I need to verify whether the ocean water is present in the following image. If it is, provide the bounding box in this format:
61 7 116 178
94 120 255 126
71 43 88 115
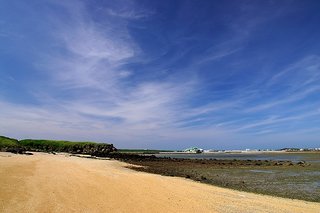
155 152 320 163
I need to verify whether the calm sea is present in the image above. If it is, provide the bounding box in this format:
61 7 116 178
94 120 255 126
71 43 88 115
155 152 320 163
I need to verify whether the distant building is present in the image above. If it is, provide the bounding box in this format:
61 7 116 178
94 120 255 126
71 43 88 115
183 147 203 153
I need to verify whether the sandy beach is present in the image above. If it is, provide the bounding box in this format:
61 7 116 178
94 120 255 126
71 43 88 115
0 152 319 213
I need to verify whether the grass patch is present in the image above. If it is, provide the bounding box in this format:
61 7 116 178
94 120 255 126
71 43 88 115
0 136 116 156
18 139 115 155
0 136 19 149
19 139 96 152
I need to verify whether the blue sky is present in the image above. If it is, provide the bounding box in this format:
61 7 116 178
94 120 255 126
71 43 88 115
1 0 320 149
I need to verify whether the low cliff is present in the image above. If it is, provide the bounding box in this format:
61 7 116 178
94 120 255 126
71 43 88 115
0 136 116 156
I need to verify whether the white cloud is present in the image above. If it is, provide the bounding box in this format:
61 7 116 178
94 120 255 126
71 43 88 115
267 55 320 89
1 0 320 149
0 0 211 146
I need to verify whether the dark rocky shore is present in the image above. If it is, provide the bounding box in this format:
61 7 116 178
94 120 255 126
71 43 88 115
108 153 319 203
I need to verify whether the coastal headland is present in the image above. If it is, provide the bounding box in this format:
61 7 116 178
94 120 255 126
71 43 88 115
0 152 319 213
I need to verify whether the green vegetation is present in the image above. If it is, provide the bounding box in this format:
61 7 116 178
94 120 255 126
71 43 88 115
20 139 97 152
0 136 116 156
0 136 19 149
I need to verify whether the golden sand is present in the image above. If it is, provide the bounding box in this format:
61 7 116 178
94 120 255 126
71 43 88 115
0 152 319 213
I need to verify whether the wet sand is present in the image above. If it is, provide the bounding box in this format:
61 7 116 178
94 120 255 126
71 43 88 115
0 152 319 213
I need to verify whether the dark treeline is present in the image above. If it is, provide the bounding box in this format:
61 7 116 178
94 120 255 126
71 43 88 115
0 135 116 156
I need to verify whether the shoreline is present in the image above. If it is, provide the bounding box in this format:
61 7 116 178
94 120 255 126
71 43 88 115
159 150 320 154
1 152 319 212
116 152 320 202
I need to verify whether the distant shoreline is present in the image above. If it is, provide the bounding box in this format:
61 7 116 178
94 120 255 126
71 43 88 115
159 150 320 154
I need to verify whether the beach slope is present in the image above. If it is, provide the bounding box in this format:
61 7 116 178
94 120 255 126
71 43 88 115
0 152 318 213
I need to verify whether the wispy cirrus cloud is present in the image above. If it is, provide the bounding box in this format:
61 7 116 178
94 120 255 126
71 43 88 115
1 0 320 149
0 0 201 146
